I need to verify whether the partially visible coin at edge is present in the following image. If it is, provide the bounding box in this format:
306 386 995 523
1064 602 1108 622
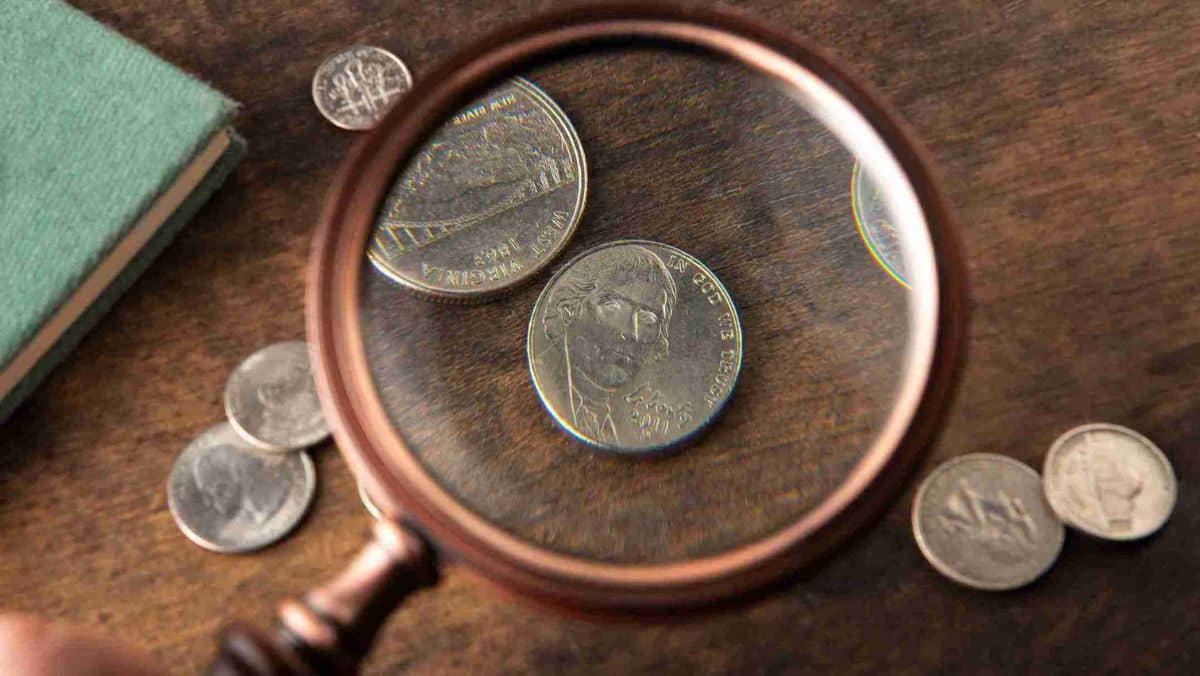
527 240 742 454
168 423 316 554
912 453 1065 591
1043 423 1177 540
225 341 329 452
367 77 587 301
358 480 383 520
312 45 413 130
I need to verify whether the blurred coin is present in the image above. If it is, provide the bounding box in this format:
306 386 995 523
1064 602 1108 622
313 45 413 130
368 77 586 301
1043 423 1176 540
358 479 382 520
225 341 329 452
851 160 909 287
912 453 1064 591
168 423 316 554
527 241 742 453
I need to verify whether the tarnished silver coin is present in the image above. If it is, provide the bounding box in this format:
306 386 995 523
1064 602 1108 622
167 423 316 554
913 454 1064 591
224 341 329 452
527 241 742 453
358 480 382 520
368 77 587 301
1043 423 1176 540
312 45 413 130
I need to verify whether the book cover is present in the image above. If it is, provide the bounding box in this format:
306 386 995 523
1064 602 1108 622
0 0 246 421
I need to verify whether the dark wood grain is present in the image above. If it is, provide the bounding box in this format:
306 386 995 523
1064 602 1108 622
2 1 1198 673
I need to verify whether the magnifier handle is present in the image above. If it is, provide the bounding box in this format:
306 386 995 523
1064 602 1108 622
207 520 438 676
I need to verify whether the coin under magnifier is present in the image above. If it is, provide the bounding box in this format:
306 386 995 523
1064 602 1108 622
312 45 413 131
224 341 329 452
368 77 586 301
527 240 742 454
1043 423 1176 540
167 423 316 554
912 453 1064 591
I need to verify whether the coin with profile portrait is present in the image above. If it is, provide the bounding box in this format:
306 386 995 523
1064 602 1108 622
527 241 742 454
167 423 316 554
1043 423 1176 540
224 341 329 452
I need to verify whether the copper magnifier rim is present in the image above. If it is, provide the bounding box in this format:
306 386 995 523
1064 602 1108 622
307 3 967 617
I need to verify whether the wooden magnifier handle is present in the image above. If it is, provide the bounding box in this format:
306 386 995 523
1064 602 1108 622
207 520 438 676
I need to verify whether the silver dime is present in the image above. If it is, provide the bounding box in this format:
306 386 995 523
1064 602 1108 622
312 45 413 131
527 241 742 454
368 77 587 301
167 423 316 554
912 453 1064 591
1043 423 1176 540
358 479 382 520
224 341 329 452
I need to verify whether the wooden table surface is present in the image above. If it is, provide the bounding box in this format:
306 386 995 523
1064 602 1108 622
3 1 1198 673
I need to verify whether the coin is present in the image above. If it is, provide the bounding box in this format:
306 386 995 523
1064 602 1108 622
368 77 587 301
912 454 1064 591
224 341 329 452
1043 423 1176 540
358 480 382 520
851 160 908 287
527 241 742 453
312 45 413 130
167 423 316 553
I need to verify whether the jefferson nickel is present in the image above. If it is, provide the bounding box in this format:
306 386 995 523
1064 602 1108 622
312 45 413 130
1043 423 1176 540
913 454 1064 591
224 341 329 452
527 241 742 454
168 423 316 554
368 77 587 301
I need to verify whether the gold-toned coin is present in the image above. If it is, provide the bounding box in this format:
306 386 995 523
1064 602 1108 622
368 77 586 301
527 241 742 454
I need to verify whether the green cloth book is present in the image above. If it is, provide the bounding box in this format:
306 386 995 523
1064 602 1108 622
0 0 245 421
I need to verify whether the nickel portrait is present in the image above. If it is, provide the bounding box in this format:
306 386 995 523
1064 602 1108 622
167 423 316 553
368 77 586 300
528 241 742 454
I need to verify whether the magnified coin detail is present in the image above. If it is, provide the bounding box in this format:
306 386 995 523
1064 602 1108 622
368 77 586 301
527 241 742 454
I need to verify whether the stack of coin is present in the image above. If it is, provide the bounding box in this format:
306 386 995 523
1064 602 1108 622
912 423 1177 590
168 342 328 553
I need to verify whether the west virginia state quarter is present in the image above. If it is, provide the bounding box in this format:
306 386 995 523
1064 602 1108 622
368 77 586 301
913 454 1064 591
1043 423 1176 540
528 241 742 453
313 45 413 130
168 423 316 554
225 341 329 451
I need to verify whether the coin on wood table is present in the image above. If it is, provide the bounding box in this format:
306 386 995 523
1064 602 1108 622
527 241 742 454
313 45 413 130
368 77 587 301
168 423 316 554
1043 423 1177 540
225 341 329 452
912 453 1065 591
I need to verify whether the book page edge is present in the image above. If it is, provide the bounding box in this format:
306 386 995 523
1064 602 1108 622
0 129 234 399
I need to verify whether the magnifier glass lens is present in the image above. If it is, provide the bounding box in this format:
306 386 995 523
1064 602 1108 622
357 45 930 565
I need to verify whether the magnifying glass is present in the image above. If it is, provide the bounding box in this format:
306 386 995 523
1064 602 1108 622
210 5 966 674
